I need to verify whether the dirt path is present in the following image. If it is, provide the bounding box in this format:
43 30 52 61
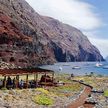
67 82 93 108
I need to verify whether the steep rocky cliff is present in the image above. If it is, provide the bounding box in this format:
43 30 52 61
0 0 104 67
105 56 108 61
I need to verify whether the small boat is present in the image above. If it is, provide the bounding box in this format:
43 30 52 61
62 64 70 66
95 62 103 67
59 66 62 71
72 66 81 69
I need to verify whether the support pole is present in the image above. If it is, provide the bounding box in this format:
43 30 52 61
45 73 47 87
16 75 19 88
34 74 36 81
36 73 38 87
4 76 6 88
52 72 54 83
26 74 28 88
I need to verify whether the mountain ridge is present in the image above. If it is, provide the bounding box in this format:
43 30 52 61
0 0 104 67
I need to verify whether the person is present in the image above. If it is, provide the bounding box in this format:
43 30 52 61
6 76 12 89
12 77 16 89
71 73 74 77
0 80 3 88
19 79 24 89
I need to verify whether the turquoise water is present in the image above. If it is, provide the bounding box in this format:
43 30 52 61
40 62 108 76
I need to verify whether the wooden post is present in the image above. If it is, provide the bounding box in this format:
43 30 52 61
4 76 6 88
34 74 37 87
34 74 36 81
36 73 38 87
26 74 28 88
45 73 47 87
52 72 54 83
16 75 19 88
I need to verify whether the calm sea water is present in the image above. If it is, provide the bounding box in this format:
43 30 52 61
40 62 108 76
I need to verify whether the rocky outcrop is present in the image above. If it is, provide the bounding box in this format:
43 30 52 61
105 56 108 61
0 59 17 69
0 0 104 67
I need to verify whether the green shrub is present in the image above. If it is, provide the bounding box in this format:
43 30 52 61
104 90 108 97
33 94 53 105
1 87 7 91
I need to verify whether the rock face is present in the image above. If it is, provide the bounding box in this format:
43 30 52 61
0 0 104 67
0 59 17 69
105 56 108 61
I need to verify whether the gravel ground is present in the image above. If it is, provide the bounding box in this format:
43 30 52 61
0 88 83 108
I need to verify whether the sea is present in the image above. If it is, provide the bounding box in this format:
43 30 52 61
40 62 108 76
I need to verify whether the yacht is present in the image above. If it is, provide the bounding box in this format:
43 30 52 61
62 63 70 66
72 66 81 69
59 66 62 71
95 62 103 67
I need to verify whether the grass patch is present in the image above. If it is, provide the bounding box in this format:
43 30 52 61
49 82 83 97
33 94 53 105
1 87 7 91
104 90 108 97
56 83 82 92
55 73 71 83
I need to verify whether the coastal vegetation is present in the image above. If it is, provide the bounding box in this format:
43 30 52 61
0 77 84 107
104 90 108 97
33 94 53 105
0 72 107 107
73 75 108 89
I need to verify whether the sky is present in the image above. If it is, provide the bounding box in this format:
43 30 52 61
25 0 108 58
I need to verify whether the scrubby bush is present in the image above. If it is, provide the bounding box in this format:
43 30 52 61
104 90 108 97
1 87 7 91
33 94 53 105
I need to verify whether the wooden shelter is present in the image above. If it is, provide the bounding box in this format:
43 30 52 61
0 68 54 89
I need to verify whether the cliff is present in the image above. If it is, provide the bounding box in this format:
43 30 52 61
0 0 104 67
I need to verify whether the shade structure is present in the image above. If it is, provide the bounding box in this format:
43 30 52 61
0 68 54 76
0 68 55 88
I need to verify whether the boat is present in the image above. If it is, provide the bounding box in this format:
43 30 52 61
95 62 103 67
72 66 81 69
62 64 70 66
59 66 62 71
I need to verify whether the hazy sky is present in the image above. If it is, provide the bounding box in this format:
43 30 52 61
25 0 108 57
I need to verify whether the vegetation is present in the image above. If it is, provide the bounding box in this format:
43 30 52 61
104 90 108 97
73 76 108 90
1 87 7 91
56 83 82 92
33 94 53 105
55 73 72 83
49 82 83 97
